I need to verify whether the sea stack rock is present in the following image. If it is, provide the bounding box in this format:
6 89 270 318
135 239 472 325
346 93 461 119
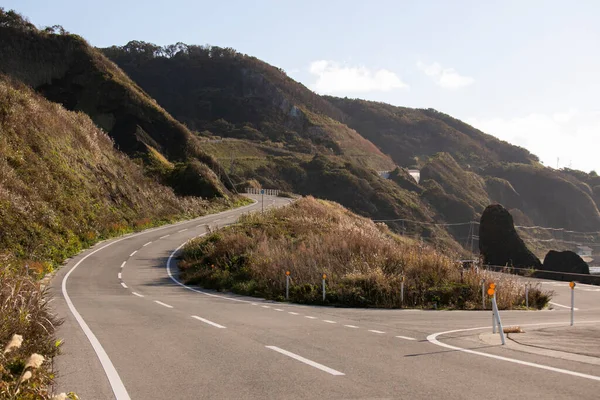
542 250 590 275
479 204 542 268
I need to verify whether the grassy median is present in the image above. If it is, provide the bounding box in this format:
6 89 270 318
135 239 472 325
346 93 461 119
180 197 551 309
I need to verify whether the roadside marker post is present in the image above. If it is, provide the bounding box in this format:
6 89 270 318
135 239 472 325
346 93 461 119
488 283 506 345
481 279 486 309
261 189 265 213
525 284 529 309
285 271 290 300
489 286 497 333
570 281 576 326
322 274 327 302
401 275 405 307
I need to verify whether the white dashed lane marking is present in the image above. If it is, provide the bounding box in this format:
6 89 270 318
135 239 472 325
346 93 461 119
118 272 122 279
159 235 170 239
262 305 271 309
129 251 137 257
344 325 359 329
143 242 152 247
120 261 126 268
396 335 417 341
266 346 344 376
178 229 188 233
368 330 385 334
132 292 144 298
120 282 128 289
288 312 300 315
274 308 284 312
305 316 317 319
323 320 337 324
191 315 226 329
154 301 173 309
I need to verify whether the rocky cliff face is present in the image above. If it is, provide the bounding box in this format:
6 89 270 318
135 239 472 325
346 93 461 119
479 204 542 268
542 251 590 275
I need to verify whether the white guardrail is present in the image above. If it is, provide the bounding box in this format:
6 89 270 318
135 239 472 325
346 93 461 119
246 188 280 196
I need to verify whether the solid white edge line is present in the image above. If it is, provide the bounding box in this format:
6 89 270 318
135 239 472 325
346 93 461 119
550 301 579 310
59 198 259 400
120 282 128 289
132 292 144 298
120 261 126 269
62 249 132 399
154 300 173 309
427 321 600 382
265 346 344 376
344 325 359 328
143 241 152 247
396 335 417 341
368 330 385 334
129 251 137 257
191 315 226 329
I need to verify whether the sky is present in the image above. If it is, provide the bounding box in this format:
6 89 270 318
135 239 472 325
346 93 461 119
6 0 600 172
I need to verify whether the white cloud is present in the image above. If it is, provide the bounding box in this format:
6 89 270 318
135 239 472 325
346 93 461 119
417 61 474 89
466 109 600 173
308 60 408 94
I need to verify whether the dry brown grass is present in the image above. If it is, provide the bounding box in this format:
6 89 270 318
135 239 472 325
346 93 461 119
0 260 63 399
503 326 524 334
180 197 551 309
0 75 246 267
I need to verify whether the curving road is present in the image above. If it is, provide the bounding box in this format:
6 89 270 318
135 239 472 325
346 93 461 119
51 195 600 399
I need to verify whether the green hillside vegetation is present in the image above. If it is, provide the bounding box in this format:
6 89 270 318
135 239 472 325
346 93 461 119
484 163 600 232
0 10 229 199
180 197 550 309
420 153 490 214
101 41 394 171
325 96 537 168
561 168 600 209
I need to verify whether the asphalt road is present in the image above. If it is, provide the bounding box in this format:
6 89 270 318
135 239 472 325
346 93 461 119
50 195 600 399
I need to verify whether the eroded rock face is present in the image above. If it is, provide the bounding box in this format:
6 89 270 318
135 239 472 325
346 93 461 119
479 204 542 268
542 250 590 275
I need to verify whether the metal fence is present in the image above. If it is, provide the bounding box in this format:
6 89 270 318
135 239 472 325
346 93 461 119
483 264 600 286
246 188 280 196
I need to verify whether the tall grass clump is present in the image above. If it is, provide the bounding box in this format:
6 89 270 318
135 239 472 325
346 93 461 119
180 197 551 309
0 260 76 399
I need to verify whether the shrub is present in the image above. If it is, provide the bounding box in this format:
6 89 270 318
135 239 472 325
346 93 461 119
180 197 552 309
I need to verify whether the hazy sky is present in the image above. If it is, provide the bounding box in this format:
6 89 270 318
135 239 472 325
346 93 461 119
7 0 600 172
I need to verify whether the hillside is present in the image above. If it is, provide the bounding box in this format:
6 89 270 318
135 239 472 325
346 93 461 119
101 41 394 171
325 97 537 169
98 40 600 256
484 163 600 232
0 11 229 198
0 75 241 268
